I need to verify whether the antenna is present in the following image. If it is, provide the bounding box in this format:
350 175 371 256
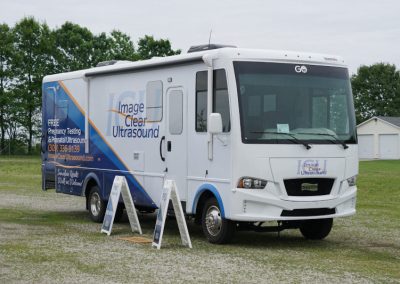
208 29 212 47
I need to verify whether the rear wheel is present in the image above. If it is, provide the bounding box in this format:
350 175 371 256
88 186 106 223
300 218 333 240
201 197 235 244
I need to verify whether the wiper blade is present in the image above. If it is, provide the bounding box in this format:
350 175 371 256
251 131 311 150
296 132 349 149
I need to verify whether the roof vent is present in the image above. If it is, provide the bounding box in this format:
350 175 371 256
187 44 236 53
96 60 132 67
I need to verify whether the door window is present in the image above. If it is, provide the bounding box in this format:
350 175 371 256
195 69 230 132
169 90 183 135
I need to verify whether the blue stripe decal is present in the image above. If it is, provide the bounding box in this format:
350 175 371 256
192 183 225 218
43 81 156 208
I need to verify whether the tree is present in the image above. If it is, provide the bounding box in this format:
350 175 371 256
12 17 54 154
0 18 183 154
0 23 14 153
4 88 25 154
53 22 95 72
137 35 181 60
351 63 400 123
92 30 139 64
107 30 138 61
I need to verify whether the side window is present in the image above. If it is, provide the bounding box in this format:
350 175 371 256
196 71 208 132
169 90 183 135
146 81 163 122
56 100 68 121
195 69 230 132
45 89 55 116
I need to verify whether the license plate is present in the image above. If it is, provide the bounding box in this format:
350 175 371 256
301 183 318 192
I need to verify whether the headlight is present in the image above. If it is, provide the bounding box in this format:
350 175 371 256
347 175 357 187
238 177 267 189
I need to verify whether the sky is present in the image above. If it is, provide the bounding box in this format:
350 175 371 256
1 0 399 74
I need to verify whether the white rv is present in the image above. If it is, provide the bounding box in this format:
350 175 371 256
41 45 358 243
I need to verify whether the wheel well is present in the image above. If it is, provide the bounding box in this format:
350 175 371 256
194 190 215 225
85 178 98 210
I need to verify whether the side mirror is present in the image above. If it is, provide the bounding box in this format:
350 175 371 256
208 113 223 134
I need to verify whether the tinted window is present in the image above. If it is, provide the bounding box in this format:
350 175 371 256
234 62 357 144
195 69 230 132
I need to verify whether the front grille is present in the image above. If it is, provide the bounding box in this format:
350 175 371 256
281 208 336 217
284 178 334 196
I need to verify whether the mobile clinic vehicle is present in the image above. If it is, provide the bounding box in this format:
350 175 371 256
41 44 358 244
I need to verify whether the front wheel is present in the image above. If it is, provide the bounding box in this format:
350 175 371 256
300 218 333 240
201 197 236 244
88 186 106 223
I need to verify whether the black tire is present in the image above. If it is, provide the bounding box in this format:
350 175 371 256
88 186 106 223
201 197 236 244
300 218 333 240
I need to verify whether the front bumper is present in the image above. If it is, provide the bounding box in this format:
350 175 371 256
228 186 357 222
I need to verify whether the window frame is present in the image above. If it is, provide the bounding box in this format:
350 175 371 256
146 80 163 123
168 89 184 135
195 69 231 133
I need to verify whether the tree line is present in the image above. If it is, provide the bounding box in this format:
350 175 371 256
0 17 180 154
1 17 399 155
351 63 400 123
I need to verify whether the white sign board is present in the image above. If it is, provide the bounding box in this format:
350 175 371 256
101 176 142 236
152 180 192 249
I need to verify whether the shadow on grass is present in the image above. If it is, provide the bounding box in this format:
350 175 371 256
115 211 334 250
6 208 397 255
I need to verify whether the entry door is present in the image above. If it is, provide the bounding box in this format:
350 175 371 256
165 87 187 200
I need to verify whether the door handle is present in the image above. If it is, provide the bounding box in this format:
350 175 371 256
159 136 165 161
167 141 172 152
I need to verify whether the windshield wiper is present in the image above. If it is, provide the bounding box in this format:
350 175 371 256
251 131 311 150
296 132 348 149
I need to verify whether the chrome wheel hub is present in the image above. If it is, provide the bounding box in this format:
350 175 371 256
205 205 222 236
90 192 101 217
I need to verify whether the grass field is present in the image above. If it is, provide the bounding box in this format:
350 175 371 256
0 156 399 283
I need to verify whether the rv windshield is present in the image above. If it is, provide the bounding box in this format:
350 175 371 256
233 62 357 145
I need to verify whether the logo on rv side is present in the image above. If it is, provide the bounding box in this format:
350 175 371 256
106 90 160 139
295 65 308 73
297 159 327 175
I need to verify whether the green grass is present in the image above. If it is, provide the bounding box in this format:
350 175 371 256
0 156 41 195
0 156 399 283
357 160 400 219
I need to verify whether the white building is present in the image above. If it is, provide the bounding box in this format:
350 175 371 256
357 116 400 159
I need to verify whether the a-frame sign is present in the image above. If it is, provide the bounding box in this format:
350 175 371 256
101 176 142 236
152 180 192 249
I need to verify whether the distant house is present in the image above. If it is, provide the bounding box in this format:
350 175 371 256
357 116 400 159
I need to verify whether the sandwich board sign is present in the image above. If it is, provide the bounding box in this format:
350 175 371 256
101 176 142 236
152 179 192 249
